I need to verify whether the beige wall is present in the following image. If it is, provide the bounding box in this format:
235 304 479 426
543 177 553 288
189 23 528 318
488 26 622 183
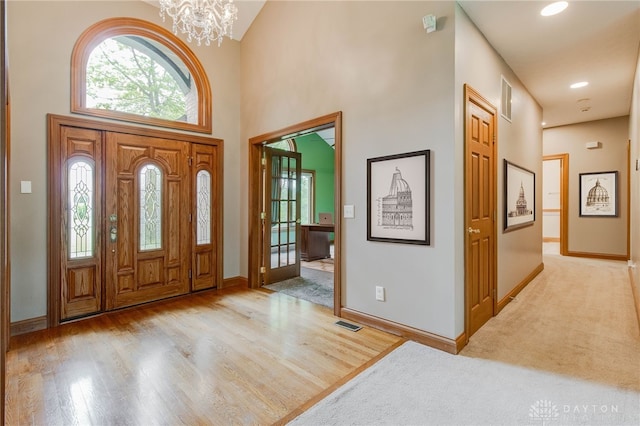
242 0 459 338
241 2 543 339
543 116 629 257
455 5 543 305
7 1 242 322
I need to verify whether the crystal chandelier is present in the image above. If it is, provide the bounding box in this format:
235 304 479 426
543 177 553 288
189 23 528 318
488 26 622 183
159 0 238 47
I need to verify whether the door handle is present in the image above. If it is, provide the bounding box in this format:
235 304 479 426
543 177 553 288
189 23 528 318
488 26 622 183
467 227 480 234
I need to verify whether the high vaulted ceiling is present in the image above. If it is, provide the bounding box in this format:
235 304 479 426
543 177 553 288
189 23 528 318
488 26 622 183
168 1 640 130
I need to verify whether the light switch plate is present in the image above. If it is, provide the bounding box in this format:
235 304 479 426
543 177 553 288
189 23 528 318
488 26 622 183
20 181 32 194
343 205 355 219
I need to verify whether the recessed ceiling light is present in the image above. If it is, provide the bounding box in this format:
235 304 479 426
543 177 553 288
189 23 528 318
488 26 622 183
570 81 589 89
541 1 569 17
541 122 546 126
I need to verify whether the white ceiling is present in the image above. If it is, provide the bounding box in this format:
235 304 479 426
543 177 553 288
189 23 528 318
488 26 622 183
164 1 640 130
457 1 640 128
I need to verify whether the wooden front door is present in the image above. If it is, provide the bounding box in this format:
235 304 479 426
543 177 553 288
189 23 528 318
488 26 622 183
50 115 223 324
105 132 190 310
262 146 301 284
464 85 497 337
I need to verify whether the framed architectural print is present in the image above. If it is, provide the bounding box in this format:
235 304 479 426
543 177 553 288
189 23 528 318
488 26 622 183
504 160 535 231
579 171 618 217
367 150 430 245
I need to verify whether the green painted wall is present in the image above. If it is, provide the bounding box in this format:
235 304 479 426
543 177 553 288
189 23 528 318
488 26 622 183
296 133 335 223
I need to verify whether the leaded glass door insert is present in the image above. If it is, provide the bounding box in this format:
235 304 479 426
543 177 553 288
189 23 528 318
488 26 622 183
139 164 163 251
262 146 301 284
68 160 95 259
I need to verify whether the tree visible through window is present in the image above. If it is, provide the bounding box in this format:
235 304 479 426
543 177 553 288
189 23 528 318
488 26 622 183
72 18 212 133
87 36 194 122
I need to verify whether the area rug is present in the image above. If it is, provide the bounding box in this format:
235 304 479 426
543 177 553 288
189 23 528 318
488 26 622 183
264 267 333 308
290 341 640 425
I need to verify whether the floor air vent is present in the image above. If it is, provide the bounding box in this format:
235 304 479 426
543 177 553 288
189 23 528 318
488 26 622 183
335 320 362 332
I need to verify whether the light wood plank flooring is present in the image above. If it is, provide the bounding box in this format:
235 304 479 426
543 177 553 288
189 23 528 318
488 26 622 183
6 287 403 425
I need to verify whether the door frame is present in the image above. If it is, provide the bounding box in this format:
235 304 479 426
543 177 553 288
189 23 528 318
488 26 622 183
1 1 8 422
47 114 223 326
463 85 497 340
542 154 568 255
248 112 342 316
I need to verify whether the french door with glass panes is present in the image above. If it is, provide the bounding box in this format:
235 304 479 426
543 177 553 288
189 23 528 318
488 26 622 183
51 117 221 322
262 147 301 284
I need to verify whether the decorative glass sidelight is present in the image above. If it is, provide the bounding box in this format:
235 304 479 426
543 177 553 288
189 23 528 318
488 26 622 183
139 164 162 251
196 170 211 245
68 160 94 259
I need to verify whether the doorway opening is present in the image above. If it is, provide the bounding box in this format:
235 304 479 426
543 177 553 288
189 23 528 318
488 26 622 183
248 112 342 316
542 154 568 256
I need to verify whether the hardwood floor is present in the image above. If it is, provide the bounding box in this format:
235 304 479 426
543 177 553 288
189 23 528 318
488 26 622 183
6 287 403 425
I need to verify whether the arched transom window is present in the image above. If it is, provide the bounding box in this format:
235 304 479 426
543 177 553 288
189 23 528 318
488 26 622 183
71 18 212 133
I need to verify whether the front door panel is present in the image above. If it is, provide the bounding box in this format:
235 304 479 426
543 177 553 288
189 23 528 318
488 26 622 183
105 132 190 310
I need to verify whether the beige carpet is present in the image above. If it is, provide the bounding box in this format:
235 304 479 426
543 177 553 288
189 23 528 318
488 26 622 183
461 254 640 392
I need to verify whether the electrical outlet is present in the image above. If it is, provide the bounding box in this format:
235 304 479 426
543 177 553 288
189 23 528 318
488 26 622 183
375 286 385 302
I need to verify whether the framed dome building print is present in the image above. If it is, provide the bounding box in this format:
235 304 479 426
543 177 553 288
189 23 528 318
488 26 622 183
579 171 618 217
367 150 430 245
504 160 535 231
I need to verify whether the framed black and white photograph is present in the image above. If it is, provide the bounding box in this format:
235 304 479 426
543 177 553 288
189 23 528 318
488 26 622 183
579 171 618 217
504 160 535 231
367 150 429 245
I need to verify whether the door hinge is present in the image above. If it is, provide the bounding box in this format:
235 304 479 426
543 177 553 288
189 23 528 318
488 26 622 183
189 269 193 279
260 266 266 274
260 211 266 220
261 158 266 166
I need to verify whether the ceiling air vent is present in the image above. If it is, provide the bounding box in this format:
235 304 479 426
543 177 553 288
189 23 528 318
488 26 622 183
501 76 512 122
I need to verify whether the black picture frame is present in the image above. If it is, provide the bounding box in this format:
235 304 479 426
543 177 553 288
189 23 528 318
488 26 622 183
579 171 618 217
367 150 430 245
504 160 535 231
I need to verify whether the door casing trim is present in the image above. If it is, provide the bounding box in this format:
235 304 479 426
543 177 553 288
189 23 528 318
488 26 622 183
543 154 568 255
248 112 342 316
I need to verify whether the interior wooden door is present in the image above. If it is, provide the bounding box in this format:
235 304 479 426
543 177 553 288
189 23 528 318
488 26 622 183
263 146 301 284
464 85 497 338
105 132 190 310
191 143 218 291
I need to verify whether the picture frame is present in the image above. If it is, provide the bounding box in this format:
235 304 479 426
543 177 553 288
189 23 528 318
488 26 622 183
504 160 535 231
367 150 430 245
579 171 618 217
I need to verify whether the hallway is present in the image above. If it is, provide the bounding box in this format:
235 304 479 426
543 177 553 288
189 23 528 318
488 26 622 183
461 253 640 391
